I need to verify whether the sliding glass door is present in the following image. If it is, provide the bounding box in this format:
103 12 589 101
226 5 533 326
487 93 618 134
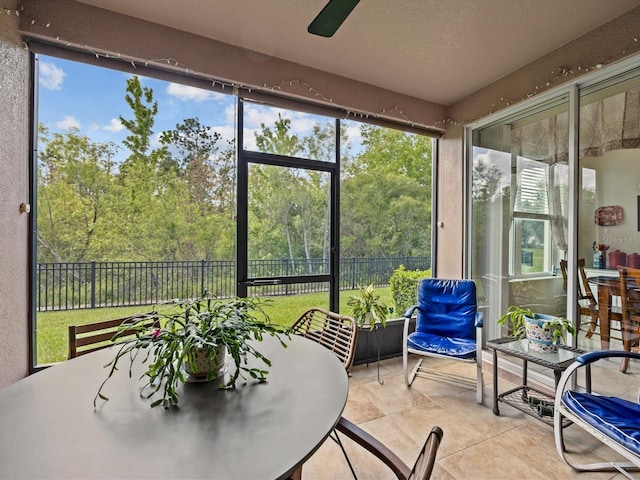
471 97 570 342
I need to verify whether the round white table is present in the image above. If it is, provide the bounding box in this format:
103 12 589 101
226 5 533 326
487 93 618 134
0 335 348 479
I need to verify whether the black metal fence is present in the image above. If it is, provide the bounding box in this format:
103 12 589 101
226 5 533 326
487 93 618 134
36 256 430 311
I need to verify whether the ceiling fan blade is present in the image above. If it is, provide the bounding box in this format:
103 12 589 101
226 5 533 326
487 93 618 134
308 0 360 37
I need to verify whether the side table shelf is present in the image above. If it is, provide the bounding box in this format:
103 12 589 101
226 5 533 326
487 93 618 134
487 336 590 427
497 385 565 427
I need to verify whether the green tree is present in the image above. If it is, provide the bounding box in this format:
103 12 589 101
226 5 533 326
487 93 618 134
341 125 432 257
160 117 236 214
251 116 333 268
37 126 120 262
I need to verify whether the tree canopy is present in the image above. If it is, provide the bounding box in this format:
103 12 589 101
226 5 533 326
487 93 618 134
37 76 432 264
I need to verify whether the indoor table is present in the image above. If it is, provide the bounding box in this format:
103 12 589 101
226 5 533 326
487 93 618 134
587 274 632 350
0 335 348 479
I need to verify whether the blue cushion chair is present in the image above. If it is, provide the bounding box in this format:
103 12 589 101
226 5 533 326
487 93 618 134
402 278 483 404
554 350 640 476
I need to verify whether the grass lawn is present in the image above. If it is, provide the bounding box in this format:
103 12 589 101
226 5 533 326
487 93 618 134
37 287 394 365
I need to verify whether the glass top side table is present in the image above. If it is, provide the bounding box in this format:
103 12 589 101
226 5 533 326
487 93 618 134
486 336 591 426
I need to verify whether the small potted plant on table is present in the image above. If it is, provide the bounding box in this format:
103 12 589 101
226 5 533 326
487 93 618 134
95 293 290 408
498 305 575 353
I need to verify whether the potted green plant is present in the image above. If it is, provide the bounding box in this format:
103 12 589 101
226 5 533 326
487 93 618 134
498 305 575 353
497 305 533 339
347 284 389 330
94 294 290 408
348 284 392 377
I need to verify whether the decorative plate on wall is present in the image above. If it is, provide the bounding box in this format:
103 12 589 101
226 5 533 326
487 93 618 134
595 205 623 226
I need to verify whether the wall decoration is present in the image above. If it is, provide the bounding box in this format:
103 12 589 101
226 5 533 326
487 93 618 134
595 205 623 226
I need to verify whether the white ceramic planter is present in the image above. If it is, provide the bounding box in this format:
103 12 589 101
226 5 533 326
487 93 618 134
184 346 226 379
525 313 558 353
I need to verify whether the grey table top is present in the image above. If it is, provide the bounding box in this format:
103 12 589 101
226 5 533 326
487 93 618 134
0 335 348 479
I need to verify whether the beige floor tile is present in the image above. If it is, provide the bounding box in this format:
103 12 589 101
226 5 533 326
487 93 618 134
303 354 639 480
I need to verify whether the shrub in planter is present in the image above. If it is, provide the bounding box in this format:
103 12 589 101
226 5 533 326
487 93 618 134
389 265 431 315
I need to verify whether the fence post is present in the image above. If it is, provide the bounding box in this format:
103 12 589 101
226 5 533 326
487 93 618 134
285 258 290 295
90 261 96 309
201 260 206 295
351 257 356 290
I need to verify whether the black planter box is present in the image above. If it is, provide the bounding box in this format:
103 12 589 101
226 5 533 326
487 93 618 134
353 317 416 366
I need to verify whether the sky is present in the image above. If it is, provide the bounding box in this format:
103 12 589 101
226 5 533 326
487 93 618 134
37 54 362 165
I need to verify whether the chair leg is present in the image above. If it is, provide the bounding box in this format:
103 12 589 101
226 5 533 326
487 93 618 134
585 312 598 339
331 430 358 480
476 361 483 404
403 341 409 385
406 359 422 386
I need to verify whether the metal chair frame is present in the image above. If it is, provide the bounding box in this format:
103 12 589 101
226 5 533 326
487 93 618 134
335 416 443 480
554 350 640 478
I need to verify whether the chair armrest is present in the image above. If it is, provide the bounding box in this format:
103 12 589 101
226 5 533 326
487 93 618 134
336 417 411 480
574 350 640 366
404 305 418 319
555 350 640 410
474 312 483 328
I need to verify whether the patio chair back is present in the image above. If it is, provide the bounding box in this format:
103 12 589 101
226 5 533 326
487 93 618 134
68 312 159 359
291 308 358 372
415 278 477 341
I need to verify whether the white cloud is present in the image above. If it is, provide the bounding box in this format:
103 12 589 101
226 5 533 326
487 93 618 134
103 118 124 132
346 124 361 143
55 115 80 130
39 62 66 91
150 132 164 150
243 127 259 151
166 83 224 102
213 125 235 146
243 104 282 129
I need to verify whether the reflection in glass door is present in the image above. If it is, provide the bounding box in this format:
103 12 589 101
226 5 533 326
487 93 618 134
578 75 640 352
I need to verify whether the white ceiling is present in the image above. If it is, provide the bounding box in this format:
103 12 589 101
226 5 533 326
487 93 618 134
77 0 640 106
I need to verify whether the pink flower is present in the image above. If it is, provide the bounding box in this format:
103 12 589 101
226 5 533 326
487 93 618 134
152 328 161 338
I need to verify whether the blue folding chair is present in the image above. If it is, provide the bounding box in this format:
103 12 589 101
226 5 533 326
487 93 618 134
402 278 483 404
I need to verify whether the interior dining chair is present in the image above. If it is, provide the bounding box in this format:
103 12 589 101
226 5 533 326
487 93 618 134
403 278 483 404
334 416 443 480
68 311 159 359
290 307 358 372
559 259 622 338
617 266 640 373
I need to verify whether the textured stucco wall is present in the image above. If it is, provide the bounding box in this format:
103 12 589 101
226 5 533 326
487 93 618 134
436 6 640 278
0 0 30 388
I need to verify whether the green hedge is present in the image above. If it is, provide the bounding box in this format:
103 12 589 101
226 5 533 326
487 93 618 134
389 265 431 316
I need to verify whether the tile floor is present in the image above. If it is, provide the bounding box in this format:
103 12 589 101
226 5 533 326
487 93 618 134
301 350 640 480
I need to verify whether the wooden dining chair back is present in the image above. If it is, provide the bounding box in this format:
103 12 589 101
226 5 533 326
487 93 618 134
290 308 358 372
68 312 159 359
617 266 640 372
559 259 621 338
335 416 443 480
